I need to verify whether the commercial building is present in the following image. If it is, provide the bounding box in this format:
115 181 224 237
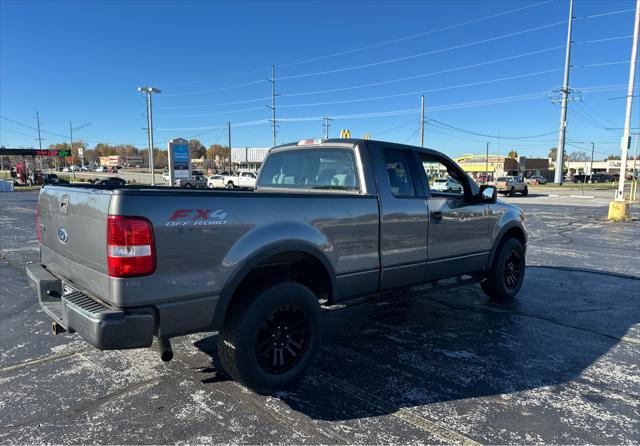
231 147 269 171
453 154 550 181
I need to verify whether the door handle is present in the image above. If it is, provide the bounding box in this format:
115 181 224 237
431 211 443 221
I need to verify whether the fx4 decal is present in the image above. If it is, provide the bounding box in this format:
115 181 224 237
166 209 228 226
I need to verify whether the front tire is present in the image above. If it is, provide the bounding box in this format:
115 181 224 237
218 282 323 394
481 237 525 301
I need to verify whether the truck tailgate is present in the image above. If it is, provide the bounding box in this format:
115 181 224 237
38 186 112 299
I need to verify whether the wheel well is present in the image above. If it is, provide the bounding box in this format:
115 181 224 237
229 251 332 309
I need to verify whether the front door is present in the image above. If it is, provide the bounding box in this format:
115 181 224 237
415 153 493 281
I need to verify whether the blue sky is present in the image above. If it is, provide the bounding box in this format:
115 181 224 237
1 0 638 159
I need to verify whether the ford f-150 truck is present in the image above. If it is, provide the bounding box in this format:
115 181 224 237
27 138 527 394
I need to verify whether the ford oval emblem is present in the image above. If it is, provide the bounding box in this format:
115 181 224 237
57 228 69 244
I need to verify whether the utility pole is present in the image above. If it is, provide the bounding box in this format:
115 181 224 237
36 111 44 170
138 86 161 185
228 121 232 173
420 95 425 148
614 0 639 202
267 65 278 147
322 117 333 139
554 0 575 185
590 142 595 181
485 142 489 183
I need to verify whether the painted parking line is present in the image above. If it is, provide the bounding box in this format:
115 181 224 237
312 368 481 445
569 195 595 199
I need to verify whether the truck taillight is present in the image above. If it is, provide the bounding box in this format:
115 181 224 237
107 215 156 277
36 208 41 241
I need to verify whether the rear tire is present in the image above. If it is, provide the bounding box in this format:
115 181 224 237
481 237 525 301
522 187 528 196
218 282 323 394
184 183 192 188
226 182 234 189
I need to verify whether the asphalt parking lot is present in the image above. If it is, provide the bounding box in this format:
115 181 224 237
1 190 639 444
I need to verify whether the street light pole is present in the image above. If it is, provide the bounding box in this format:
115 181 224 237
615 0 639 201
70 122 91 168
138 86 161 185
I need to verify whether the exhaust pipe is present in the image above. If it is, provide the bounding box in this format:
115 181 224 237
154 337 173 362
52 321 66 335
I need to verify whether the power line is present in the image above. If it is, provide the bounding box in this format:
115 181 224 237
278 0 556 69
277 20 569 81
164 0 555 92
277 68 562 109
428 119 557 140
1 127 47 141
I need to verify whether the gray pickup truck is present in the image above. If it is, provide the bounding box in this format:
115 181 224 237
27 138 527 394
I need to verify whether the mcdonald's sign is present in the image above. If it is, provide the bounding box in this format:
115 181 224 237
340 129 351 138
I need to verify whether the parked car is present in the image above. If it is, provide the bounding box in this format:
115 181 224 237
207 174 225 189
93 177 127 187
572 174 590 184
162 170 170 182
491 176 528 196
430 177 462 193
224 170 257 189
94 166 107 173
175 175 207 188
28 138 527 394
40 173 69 185
529 175 547 185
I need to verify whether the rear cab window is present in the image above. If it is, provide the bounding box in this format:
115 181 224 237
257 147 360 192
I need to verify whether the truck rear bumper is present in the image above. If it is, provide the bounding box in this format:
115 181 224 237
27 263 154 350
27 263 220 350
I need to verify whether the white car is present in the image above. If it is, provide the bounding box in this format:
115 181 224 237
162 171 170 182
224 170 257 189
94 166 107 173
430 177 462 193
207 174 225 189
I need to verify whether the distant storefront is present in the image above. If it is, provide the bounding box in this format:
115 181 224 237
99 155 144 167
453 154 549 180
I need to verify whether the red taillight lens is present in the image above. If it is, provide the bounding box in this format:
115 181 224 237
36 208 41 241
107 215 155 277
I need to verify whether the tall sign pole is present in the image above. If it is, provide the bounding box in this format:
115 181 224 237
554 0 575 185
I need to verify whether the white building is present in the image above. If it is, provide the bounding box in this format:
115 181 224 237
231 147 269 171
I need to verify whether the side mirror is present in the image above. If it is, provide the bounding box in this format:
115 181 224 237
479 185 497 203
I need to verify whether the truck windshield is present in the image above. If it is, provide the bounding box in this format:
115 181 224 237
257 148 359 191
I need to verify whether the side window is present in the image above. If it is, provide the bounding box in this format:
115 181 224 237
419 155 466 196
383 149 416 197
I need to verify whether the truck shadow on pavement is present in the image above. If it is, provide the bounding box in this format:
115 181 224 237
195 267 639 429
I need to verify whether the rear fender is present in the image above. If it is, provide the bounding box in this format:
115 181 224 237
213 223 335 328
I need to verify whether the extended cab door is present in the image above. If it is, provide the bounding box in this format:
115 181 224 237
413 152 493 281
372 144 429 290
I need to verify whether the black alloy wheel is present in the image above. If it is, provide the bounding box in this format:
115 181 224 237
255 304 310 374
503 249 524 290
